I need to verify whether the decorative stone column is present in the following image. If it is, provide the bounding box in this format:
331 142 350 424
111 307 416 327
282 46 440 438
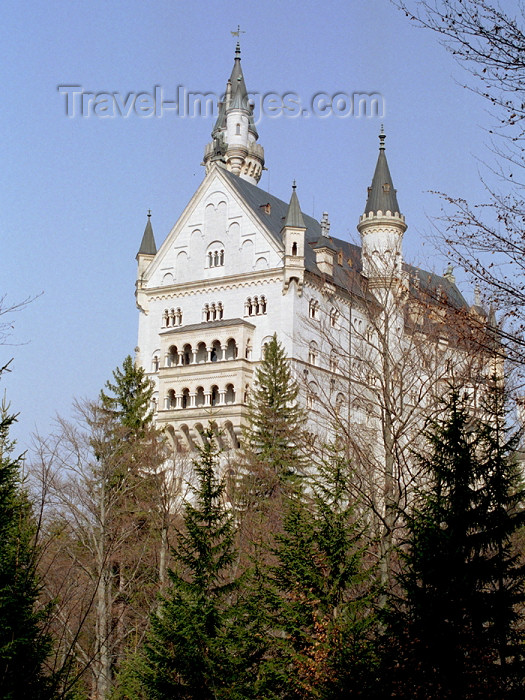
204 392 212 407
220 344 227 361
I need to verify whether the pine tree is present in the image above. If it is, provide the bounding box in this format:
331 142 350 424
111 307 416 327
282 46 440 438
141 428 261 699
265 448 379 699
243 333 306 483
240 334 308 552
100 355 153 434
477 381 525 693
0 396 53 699
384 386 525 698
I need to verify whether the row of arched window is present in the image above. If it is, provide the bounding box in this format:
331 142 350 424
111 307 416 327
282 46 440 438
244 295 267 316
165 339 239 367
165 383 237 409
308 341 340 372
309 299 340 328
208 249 224 268
162 308 183 328
203 302 224 322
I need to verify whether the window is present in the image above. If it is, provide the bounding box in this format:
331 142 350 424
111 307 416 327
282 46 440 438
329 308 339 328
203 302 224 322
308 341 318 366
235 123 241 135
337 250 343 265
163 307 183 327
329 349 338 372
292 242 298 256
245 295 267 316
208 248 225 268
309 299 319 319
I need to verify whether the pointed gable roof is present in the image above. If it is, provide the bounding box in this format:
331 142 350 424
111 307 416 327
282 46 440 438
138 212 157 255
364 128 401 216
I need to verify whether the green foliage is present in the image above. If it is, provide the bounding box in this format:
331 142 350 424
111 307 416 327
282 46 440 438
243 333 307 484
141 428 261 699
0 396 53 699
263 448 379 698
100 355 154 433
384 385 525 698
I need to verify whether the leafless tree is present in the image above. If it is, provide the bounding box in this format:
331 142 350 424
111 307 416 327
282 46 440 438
29 400 188 699
393 0 525 370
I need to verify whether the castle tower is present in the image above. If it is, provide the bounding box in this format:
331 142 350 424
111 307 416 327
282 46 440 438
202 43 265 185
357 128 407 288
281 182 306 295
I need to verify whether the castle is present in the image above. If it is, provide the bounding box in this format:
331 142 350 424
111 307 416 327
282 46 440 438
135 45 493 456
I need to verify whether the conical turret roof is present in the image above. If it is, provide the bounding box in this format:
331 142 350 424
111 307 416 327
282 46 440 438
364 128 401 216
138 212 157 256
283 182 306 229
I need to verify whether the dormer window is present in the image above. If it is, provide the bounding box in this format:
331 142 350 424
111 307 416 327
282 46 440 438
383 183 390 193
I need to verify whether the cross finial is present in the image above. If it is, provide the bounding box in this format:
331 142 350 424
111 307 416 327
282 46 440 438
147 209 151 218
292 179 297 190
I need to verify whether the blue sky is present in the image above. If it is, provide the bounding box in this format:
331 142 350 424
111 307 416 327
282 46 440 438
2 0 496 446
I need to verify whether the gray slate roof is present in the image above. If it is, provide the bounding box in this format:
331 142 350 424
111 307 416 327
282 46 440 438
138 216 157 255
160 318 255 335
284 187 306 229
222 169 468 310
364 134 401 216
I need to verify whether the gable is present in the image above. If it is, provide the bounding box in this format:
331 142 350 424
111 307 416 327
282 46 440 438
143 167 285 289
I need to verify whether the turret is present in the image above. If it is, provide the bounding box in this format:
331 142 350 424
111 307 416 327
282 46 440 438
281 182 306 295
136 211 156 305
357 128 407 287
203 43 265 185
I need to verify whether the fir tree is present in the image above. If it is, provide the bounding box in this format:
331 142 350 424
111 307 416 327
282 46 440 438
0 396 53 699
243 333 306 484
240 334 308 552
141 428 262 699
100 355 153 434
265 448 379 698
384 386 525 699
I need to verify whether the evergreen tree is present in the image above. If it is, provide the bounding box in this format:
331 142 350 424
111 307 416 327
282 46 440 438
100 355 153 434
384 386 525 699
240 334 308 553
265 448 379 699
0 397 53 699
243 333 307 484
141 428 261 699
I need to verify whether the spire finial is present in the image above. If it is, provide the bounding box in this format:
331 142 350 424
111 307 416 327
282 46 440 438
147 209 151 218
292 179 296 190
321 211 331 237
379 124 386 151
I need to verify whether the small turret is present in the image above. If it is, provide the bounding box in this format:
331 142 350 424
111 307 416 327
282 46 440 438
281 182 306 295
203 43 264 185
136 211 156 295
357 128 407 286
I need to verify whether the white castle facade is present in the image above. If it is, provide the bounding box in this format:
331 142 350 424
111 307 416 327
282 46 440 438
135 45 492 455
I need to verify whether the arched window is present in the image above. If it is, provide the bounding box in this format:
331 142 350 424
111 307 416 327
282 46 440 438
225 383 235 404
308 341 318 366
329 308 339 328
292 242 298 256
309 299 319 319
181 388 190 409
329 349 338 372
235 123 241 135
211 385 219 406
335 393 345 415
307 382 318 409
207 244 225 268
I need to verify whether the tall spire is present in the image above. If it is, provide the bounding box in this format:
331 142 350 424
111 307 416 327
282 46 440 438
364 127 401 216
137 210 157 256
203 44 264 184
283 181 306 229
